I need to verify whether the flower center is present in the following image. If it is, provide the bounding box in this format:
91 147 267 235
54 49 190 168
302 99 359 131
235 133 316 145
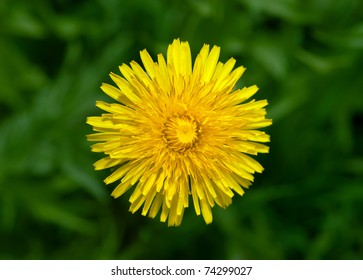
163 114 201 153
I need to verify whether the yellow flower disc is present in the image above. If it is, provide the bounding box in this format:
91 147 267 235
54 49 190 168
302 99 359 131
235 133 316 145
87 39 272 226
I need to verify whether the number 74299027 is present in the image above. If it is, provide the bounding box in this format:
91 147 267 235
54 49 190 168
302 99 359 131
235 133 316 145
204 266 252 276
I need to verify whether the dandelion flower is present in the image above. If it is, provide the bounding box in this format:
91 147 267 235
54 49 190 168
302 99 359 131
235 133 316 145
87 39 272 226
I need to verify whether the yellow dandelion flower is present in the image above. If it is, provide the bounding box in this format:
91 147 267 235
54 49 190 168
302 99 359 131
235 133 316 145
87 39 272 226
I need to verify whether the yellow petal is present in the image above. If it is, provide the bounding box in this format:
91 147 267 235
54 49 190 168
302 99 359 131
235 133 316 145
201 45 220 83
200 199 213 224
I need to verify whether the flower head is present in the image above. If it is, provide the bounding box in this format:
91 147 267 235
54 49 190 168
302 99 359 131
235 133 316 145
87 39 272 226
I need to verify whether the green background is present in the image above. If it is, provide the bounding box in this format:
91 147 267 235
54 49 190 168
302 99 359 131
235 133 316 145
1 0 363 259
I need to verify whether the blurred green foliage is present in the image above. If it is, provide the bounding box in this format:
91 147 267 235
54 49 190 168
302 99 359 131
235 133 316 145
1 0 363 259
